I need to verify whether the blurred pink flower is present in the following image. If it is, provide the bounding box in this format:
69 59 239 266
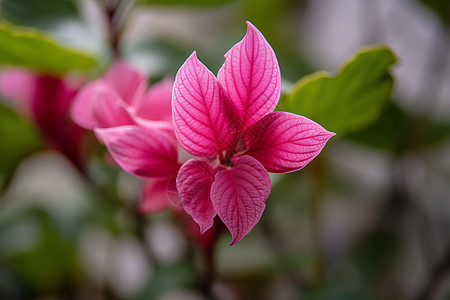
172 22 335 245
0 69 86 171
71 61 173 133
71 61 180 213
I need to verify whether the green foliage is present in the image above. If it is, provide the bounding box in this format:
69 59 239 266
420 0 450 26
285 46 396 136
351 227 401 285
346 103 450 154
0 102 42 191
1 0 79 29
0 207 80 296
135 262 197 300
138 0 234 6
0 22 97 74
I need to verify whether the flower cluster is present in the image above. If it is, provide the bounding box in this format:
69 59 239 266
172 22 334 244
71 62 179 212
72 22 334 245
0 69 85 171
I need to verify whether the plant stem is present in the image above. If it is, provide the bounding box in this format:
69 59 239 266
307 154 326 285
103 0 131 58
133 206 160 268
416 246 450 300
202 243 216 298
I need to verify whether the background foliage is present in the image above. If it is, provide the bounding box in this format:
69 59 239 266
0 0 450 299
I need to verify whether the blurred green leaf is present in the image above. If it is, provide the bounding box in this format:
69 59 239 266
0 102 42 191
0 207 80 294
346 103 450 153
1 0 79 29
135 262 197 300
138 0 234 6
285 46 396 136
344 103 409 153
419 0 450 26
0 22 97 74
351 227 400 285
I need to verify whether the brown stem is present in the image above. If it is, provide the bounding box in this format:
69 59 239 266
416 246 450 300
133 206 160 268
201 242 217 298
103 0 131 58
307 154 327 285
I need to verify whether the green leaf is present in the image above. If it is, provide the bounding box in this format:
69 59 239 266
0 22 97 74
0 102 42 191
419 0 450 26
138 0 234 6
0 208 80 293
285 46 396 136
135 262 197 300
351 227 401 284
1 0 79 29
346 103 450 154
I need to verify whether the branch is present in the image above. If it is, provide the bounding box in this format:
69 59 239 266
416 246 450 300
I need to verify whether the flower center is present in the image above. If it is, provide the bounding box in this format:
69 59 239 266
218 150 234 167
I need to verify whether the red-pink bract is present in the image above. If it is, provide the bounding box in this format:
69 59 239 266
0 69 86 172
173 22 335 245
71 61 179 212
177 159 219 233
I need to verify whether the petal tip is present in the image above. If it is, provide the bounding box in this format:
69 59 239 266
245 21 261 36
229 236 243 246
183 52 198 67
199 223 213 235
326 130 337 139
245 20 255 30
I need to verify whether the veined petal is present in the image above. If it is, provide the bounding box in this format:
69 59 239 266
133 77 173 122
177 159 218 233
103 61 147 105
95 125 180 178
139 178 171 213
92 86 135 129
131 118 174 137
245 112 335 173
71 81 134 129
172 52 235 157
211 155 271 245
217 21 281 128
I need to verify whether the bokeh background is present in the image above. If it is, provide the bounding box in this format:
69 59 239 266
1 0 450 299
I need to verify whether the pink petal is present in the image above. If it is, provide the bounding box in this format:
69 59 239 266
95 125 180 178
0 68 35 111
172 52 235 157
139 178 171 213
245 112 335 173
92 88 135 128
133 77 173 122
131 118 174 137
70 81 100 129
211 155 271 245
177 158 218 233
32 75 78 136
71 81 134 129
103 61 147 105
217 21 281 128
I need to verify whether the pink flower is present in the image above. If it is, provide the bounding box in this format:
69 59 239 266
0 69 86 172
71 61 173 132
70 61 180 213
172 22 335 245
